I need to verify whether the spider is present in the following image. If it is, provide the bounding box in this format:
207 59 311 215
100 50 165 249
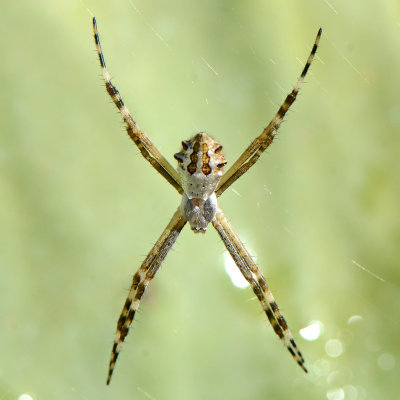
92 17 321 385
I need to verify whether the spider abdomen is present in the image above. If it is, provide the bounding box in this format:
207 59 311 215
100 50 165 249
174 132 227 200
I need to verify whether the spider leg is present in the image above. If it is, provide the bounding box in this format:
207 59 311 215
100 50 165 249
92 17 183 194
216 28 322 197
107 208 187 385
212 208 307 373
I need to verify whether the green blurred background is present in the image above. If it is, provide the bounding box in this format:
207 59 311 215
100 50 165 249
1 1 399 399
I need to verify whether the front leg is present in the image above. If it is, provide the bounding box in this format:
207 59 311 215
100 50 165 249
107 208 187 384
212 208 307 373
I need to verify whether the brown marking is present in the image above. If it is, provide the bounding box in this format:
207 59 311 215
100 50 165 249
277 316 288 330
202 164 211 175
201 143 209 164
214 145 223 154
201 142 211 175
217 162 227 169
181 140 190 150
187 136 202 174
187 161 197 174
174 152 185 163
193 140 200 153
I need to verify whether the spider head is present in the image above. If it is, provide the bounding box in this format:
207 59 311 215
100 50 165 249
180 193 217 233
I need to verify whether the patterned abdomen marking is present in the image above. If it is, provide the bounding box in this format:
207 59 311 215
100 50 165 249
201 143 212 175
174 132 227 201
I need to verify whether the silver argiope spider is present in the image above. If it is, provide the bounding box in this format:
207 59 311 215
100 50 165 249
92 17 321 385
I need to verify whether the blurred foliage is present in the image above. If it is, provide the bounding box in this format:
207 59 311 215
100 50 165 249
0 1 399 399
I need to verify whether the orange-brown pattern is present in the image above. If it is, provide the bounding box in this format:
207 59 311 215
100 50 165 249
181 133 224 176
174 133 227 203
92 17 321 384
187 139 199 174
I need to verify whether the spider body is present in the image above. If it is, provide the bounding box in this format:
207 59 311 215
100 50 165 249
92 17 321 385
174 132 227 232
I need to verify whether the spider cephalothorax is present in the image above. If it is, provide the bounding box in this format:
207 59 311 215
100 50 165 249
174 132 227 232
93 16 321 385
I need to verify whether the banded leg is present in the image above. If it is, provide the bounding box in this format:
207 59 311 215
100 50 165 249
216 28 322 197
107 208 187 385
212 208 307 372
92 17 183 194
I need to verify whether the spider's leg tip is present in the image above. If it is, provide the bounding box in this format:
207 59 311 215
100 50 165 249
300 362 309 373
318 27 322 35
